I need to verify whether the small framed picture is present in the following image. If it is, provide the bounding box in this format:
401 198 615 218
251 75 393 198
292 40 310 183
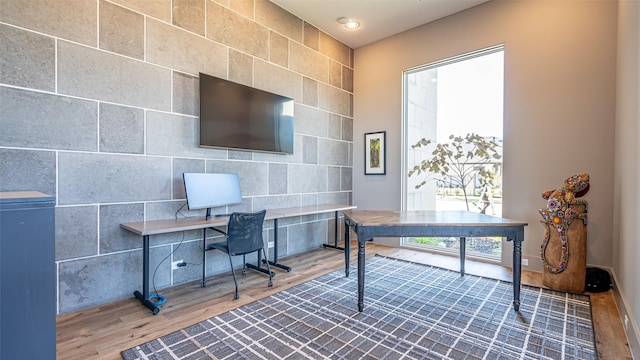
364 131 386 175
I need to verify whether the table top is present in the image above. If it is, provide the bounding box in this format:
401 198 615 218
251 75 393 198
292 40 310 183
121 204 356 236
343 210 527 227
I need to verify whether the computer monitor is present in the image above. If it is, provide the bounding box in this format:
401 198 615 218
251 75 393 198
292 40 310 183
182 173 243 219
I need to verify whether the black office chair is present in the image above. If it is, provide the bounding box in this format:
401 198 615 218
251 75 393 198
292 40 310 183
206 210 272 300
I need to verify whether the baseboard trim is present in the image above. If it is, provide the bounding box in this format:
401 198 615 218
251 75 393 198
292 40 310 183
609 268 640 359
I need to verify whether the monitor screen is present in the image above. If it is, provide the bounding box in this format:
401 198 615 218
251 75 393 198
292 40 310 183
183 173 242 214
199 72 294 154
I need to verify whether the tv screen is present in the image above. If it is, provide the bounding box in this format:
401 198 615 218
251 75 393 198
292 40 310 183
199 72 294 154
183 173 243 219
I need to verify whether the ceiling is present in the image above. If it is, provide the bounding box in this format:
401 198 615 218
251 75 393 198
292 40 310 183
270 0 490 49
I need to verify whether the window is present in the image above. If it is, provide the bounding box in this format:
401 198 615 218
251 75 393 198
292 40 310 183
402 46 504 260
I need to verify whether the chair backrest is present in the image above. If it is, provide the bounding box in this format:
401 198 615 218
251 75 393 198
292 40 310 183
226 210 267 256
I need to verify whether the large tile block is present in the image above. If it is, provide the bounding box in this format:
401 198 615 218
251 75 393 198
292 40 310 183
0 148 56 195
146 111 226 159
318 82 351 117
269 163 288 195
0 24 54 91
294 105 328 138
269 31 289 68
230 0 255 19
287 220 327 255
0 0 96 46
109 0 171 22
173 72 199 117
319 31 350 66
342 117 353 141
252 194 300 210
58 247 171 313
290 42 329 83
57 152 171 205
172 239 206 284
328 113 342 140
289 164 327 193
302 77 318 107
342 66 354 92
318 192 350 205
205 160 268 196
58 41 171 111
318 138 349 166
228 49 253 87
329 60 342 88
206 3 268 60
173 158 206 200
254 59 302 101
1 87 98 151
99 1 144 59
99 203 144 253
172 0 205 36
303 22 319 51
55 206 98 261
255 0 302 43
302 136 317 164
99 103 144 154
147 19 227 78
328 166 340 192
341 167 353 191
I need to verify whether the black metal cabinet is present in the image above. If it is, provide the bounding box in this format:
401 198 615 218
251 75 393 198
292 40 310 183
0 192 56 360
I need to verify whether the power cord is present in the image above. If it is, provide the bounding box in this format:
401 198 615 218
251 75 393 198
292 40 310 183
149 204 189 307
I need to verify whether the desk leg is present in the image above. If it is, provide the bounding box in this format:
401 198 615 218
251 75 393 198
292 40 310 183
344 218 350 277
512 229 523 311
323 211 345 251
357 240 366 312
202 228 207 287
459 237 466 276
257 218 289 273
133 235 159 315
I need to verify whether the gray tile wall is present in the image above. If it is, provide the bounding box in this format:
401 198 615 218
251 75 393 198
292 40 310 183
0 0 353 314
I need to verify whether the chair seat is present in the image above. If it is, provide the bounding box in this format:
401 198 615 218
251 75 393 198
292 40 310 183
207 242 228 253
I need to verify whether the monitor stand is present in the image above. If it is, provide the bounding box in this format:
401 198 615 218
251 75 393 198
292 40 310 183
205 208 212 220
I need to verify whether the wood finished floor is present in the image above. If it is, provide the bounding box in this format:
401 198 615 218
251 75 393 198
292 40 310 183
56 242 632 359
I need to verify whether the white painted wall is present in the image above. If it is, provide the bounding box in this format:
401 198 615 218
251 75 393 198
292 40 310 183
613 0 640 353
353 0 618 270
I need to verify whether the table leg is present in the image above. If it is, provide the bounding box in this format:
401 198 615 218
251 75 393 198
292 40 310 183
202 228 207 287
357 240 366 312
323 211 345 251
258 218 289 273
459 237 466 276
512 229 523 311
133 235 159 315
344 218 350 277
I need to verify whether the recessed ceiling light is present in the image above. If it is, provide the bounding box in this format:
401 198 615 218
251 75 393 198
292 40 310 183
336 17 360 29
344 21 360 29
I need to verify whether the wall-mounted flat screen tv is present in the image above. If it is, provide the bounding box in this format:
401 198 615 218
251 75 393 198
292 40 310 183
199 72 294 154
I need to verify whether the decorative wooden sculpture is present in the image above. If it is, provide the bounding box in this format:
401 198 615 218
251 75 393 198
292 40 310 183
539 173 589 292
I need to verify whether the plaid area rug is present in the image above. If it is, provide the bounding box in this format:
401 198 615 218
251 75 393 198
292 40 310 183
121 255 597 360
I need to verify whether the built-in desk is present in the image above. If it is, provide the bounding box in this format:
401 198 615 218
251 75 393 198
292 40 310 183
121 203 355 314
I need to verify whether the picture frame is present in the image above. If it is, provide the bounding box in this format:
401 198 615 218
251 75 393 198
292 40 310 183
364 131 386 175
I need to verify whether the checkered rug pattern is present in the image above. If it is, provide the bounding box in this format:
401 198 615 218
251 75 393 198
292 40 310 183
122 255 597 360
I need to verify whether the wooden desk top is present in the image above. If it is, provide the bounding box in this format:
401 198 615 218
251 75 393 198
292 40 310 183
343 210 527 227
121 204 355 236
270 204 356 217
